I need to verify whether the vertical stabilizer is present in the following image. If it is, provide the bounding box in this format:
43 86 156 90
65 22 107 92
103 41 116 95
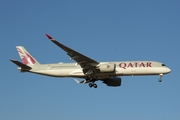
16 46 40 66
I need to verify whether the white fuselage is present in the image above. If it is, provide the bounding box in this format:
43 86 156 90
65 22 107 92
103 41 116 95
28 61 171 79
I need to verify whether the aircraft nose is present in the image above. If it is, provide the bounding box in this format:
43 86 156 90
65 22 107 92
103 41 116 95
166 67 171 73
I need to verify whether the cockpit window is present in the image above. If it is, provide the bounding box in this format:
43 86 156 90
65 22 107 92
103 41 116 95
162 64 166 66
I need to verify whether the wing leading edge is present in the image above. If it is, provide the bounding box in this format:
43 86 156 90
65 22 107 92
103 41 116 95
45 34 99 74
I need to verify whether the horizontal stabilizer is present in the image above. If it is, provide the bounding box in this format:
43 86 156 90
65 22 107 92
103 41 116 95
10 59 32 70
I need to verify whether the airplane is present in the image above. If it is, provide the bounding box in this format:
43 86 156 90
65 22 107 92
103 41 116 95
10 34 171 88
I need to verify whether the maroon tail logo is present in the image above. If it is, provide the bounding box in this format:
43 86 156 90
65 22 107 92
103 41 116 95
17 48 36 65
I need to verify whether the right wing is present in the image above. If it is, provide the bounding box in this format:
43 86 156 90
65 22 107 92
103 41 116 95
45 34 99 74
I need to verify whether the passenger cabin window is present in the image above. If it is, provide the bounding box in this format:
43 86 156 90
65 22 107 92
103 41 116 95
162 64 166 66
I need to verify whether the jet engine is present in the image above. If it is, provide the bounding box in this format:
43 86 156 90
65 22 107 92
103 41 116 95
103 78 122 87
98 63 116 72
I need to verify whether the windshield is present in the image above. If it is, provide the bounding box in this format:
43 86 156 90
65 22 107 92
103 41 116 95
162 64 166 66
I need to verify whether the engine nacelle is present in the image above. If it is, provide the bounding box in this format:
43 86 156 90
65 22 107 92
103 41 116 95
103 78 122 87
99 63 116 72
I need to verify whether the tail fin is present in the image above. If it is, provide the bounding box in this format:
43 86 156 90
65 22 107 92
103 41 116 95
16 46 40 66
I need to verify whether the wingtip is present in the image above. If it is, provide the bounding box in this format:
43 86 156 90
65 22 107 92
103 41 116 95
74 79 80 84
45 34 53 40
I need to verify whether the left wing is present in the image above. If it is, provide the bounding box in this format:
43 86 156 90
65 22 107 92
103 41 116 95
45 34 99 74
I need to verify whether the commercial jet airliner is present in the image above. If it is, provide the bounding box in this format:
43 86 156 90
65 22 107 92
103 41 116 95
10 34 171 88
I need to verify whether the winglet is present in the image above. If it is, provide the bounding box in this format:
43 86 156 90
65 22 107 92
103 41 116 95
74 79 80 84
74 79 87 84
45 34 54 40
